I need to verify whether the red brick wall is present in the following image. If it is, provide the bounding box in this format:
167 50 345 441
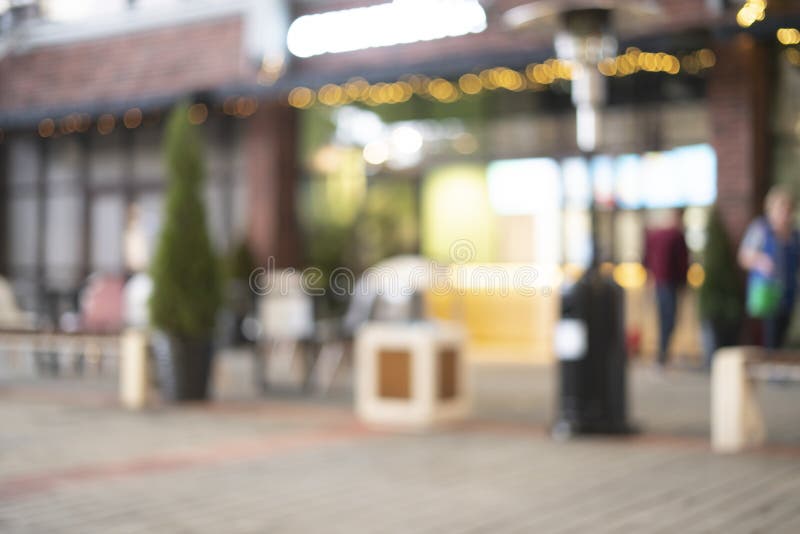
245 102 301 268
0 16 251 113
708 33 772 245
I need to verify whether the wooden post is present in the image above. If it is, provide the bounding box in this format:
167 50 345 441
120 328 150 410
711 346 766 453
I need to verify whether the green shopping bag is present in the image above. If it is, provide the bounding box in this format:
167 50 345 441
746 277 783 318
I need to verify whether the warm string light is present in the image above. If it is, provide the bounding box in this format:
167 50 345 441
737 0 767 28
288 61 573 109
776 28 800 67
22 45 719 139
187 103 209 125
288 48 713 109
777 28 800 46
123 108 143 129
786 48 800 66
31 99 253 139
598 48 714 77
222 96 259 118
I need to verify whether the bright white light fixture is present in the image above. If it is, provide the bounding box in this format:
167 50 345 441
363 141 390 166
287 0 487 58
391 125 424 155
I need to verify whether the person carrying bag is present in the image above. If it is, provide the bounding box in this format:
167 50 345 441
739 185 800 349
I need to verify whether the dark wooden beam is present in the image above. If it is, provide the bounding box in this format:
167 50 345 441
0 140 7 277
36 137 49 312
79 134 92 281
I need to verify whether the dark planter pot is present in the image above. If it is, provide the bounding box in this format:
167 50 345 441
701 319 740 370
219 280 255 348
152 332 214 401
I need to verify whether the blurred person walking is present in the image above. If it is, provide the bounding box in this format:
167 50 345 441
644 209 689 368
739 185 800 349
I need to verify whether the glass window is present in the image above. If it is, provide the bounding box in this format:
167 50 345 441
231 176 249 241
614 154 642 209
137 193 163 265
204 182 227 252
561 157 591 209
133 123 164 184
91 195 125 273
675 144 717 207
90 131 125 186
590 155 615 208
45 193 82 288
8 135 39 186
486 158 561 216
47 136 81 187
8 197 38 270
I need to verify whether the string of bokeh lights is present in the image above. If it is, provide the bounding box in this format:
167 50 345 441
287 48 717 110
32 97 259 140
9 26 800 143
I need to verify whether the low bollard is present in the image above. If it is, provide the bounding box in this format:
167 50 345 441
355 321 468 428
119 328 150 410
711 346 766 453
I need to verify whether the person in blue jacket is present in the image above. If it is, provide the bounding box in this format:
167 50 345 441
738 185 800 349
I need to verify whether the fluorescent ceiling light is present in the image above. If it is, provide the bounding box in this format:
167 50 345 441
287 0 487 58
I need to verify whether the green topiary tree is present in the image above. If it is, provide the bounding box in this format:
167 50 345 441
149 103 222 340
225 239 257 284
698 208 744 325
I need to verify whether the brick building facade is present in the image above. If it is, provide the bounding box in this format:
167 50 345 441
0 0 798 315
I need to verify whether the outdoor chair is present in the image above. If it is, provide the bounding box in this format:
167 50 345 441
308 255 432 394
254 270 316 393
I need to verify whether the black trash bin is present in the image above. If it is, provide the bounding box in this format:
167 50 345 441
553 265 632 438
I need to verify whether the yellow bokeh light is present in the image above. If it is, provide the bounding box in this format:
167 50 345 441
429 78 459 102
682 55 700 74
459 73 482 95
777 28 800 46
223 97 237 115
531 64 555 84
616 55 636 76
187 103 208 125
123 107 143 129
235 97 258 117
613 262 647 289
697 49 716 68
394 81 414 102
76 113 91 132
497 68 524 91
405 75 430 95
38 118 55 138
552 59 573 80
479 69 498 90
288 87 315 109
97 114 115 135
663 54 681 74
598 58 617 76
737 0 766 28
344 77 369 100
687 263 706 289
318 83 345 106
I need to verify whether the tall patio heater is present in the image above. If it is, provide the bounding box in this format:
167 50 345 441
505 1 660 437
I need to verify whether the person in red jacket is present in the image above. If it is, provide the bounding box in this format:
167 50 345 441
644 209 689 368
